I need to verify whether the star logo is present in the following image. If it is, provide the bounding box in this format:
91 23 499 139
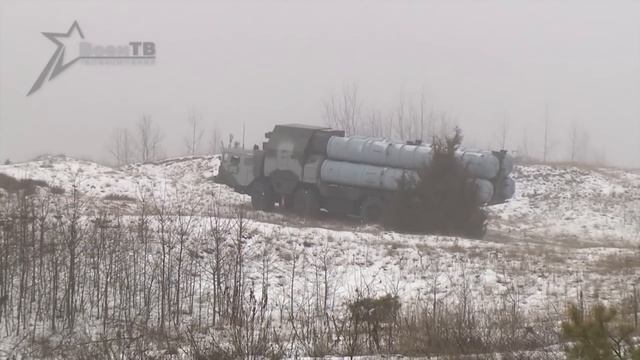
28 21 85 96
27 21 156 96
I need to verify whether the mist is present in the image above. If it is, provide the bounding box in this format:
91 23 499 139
1 0 639 167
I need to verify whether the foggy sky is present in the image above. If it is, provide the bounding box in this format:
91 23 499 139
1 0 639 167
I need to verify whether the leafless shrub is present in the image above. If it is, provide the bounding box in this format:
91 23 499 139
346 294 401 354
0 183 625 359
103 193 136 202
0 173 49 194
50 186 65 195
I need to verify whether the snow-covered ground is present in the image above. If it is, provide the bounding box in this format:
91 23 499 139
0 155 639 317
0 154 247 214
492 164 640 246
2 155 639 243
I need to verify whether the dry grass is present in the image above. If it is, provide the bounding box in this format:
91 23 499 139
515 158 612 172
593 252 640 275
103 193 136 202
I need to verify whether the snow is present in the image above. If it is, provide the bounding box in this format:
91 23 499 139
491 164 640 246
0 156 639 318
0 154 247 213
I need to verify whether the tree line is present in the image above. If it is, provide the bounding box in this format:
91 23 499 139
322 84 600 165
108 111 221 167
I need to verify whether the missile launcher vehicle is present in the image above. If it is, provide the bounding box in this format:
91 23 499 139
216 124 515 237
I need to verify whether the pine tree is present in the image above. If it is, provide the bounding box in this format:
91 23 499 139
562 303 640 360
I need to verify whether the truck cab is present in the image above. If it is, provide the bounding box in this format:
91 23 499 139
216 124 345 213
216 147 261 194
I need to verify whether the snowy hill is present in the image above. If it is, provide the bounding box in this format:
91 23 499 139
493 164 640 246
0 155 639 318
1 155 639 245
0 154 247 212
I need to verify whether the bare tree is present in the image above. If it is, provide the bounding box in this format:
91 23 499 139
62 185 86 330
323 83 361 135
395 96 408 141
499 113 509 150
435 112 455 140
108 128 133 166
208 125 222 154
364 109 385 138
137 115 163 163
393 94 435 142
518 125 530 161
569 121 591 164
184 111 205 156
570 121 578 162
419 92 427 141
323 88 440 143
543 105 550 162
580 128 590 163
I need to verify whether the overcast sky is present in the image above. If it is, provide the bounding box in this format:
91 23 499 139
1 0 639 166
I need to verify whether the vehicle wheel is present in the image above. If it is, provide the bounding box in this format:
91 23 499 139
251 180 275 211
463 208 488 239
293 187 321 218
360 197 385 223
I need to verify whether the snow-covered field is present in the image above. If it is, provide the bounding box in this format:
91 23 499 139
0 154 246 214
0 155 639 357
0 155 638 314
492 164 640 246
4 155 640 242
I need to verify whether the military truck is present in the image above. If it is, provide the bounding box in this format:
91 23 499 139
216 124 515 236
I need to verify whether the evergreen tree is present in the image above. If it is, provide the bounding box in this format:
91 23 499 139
562 303 640 360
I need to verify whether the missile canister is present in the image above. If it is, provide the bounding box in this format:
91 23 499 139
498 176 516 200
326 136 432 170
455 151 500 180
468 178 495 205
320 160 419 191
326 136 510 180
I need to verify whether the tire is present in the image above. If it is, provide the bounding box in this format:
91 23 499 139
251 180 275 211
293 187 321 218
463 208 488 239
360 197 385 223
